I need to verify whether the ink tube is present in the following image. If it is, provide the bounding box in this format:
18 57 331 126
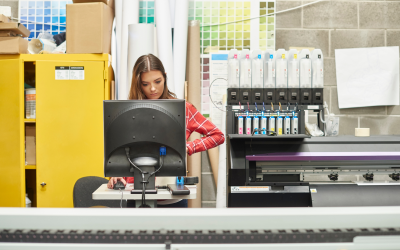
238 116 244 134
246 116 252 135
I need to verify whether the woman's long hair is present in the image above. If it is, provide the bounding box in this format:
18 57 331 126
128 54 177 100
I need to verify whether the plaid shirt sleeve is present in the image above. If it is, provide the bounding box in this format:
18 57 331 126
186 102 225 156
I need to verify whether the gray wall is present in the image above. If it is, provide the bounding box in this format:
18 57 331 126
0 0 18 20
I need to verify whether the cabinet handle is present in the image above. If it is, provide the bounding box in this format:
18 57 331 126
41 182 46 187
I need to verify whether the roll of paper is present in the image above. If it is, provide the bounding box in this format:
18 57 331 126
355 128 370 137
169 0 176 28
155 0 175 93
115 0 123 99
111 17 117 97
187 133 201 208
127 24 154 91
186 20 201 208
118 0 139 100
216 95 227 208
153 26 158 57
207 119 219 186
173 0 189 99
186 20 201 107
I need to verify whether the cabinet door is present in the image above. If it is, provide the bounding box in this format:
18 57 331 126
36 60 105 207
0 59 24 207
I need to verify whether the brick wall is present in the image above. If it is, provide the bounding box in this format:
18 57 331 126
0 0 18 19
276 0 400 135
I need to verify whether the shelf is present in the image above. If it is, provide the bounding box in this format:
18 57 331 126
24 119 36 123
25 165 36 170
228 134 310 140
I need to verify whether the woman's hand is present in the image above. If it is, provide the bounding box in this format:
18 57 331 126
107 177 127 189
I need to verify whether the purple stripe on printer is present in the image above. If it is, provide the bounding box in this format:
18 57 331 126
246 152 400 161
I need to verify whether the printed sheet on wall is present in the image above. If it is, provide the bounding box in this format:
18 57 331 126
19 0 73 40
192 0 276 116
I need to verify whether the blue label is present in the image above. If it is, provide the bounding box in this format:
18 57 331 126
270 55 273 59
212 54 229 60
258 54 261 59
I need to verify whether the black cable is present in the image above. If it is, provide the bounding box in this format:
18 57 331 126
145 156 164 183
125 148 165 208
125 148 149 208
119 188 123 208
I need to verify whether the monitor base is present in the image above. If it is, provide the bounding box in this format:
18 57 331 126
131 189 158 194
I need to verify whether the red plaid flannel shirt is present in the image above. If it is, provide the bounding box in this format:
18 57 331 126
185 102 225 155
124 102 225 183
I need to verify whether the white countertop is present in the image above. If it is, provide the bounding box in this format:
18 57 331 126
92 184 197 200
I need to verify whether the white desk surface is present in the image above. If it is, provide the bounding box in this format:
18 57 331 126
92 184 197 200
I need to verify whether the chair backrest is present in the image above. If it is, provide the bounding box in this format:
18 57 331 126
73 176 126 208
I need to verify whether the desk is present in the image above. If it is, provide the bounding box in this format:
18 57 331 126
92 184 197 207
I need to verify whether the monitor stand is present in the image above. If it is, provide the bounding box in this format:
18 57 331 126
131 165 158 194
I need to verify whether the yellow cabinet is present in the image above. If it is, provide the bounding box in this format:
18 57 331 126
0 54 111 207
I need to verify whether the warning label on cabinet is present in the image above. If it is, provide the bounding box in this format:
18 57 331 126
55 66 69 80
70 66 85 80
55 66 85 80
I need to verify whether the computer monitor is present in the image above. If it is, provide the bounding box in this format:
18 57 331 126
103 99 187 192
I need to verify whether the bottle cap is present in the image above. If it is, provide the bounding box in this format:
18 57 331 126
270 55 273 59
258 54 261 59
246 54 249 59
234 54 237 59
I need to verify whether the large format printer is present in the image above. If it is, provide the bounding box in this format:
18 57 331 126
227 105 400 207
1 207 400 249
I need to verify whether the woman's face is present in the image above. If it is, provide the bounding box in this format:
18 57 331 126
140 70 165 99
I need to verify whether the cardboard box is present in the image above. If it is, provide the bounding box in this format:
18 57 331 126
66 3 114 54
0 31 17 37
0 23 30 37
0 14 10 23
72 0 114 9
0 37 28 54
26 124 36 165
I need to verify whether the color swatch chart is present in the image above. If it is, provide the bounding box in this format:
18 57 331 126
189 0 275 54
139 1 155 24
190 0 276 115
138 0 276 116
19 0 72 40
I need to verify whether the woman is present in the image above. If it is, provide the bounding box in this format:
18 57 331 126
107 54 225 207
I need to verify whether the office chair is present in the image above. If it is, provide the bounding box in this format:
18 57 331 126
73 176 127 208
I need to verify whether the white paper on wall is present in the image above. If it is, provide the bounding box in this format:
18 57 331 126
209 52 229 130
335 46 400 109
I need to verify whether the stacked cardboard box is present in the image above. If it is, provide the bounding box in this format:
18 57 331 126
0 14 10 23
0 18 30 54
26 124 36 165
67 0 114 54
